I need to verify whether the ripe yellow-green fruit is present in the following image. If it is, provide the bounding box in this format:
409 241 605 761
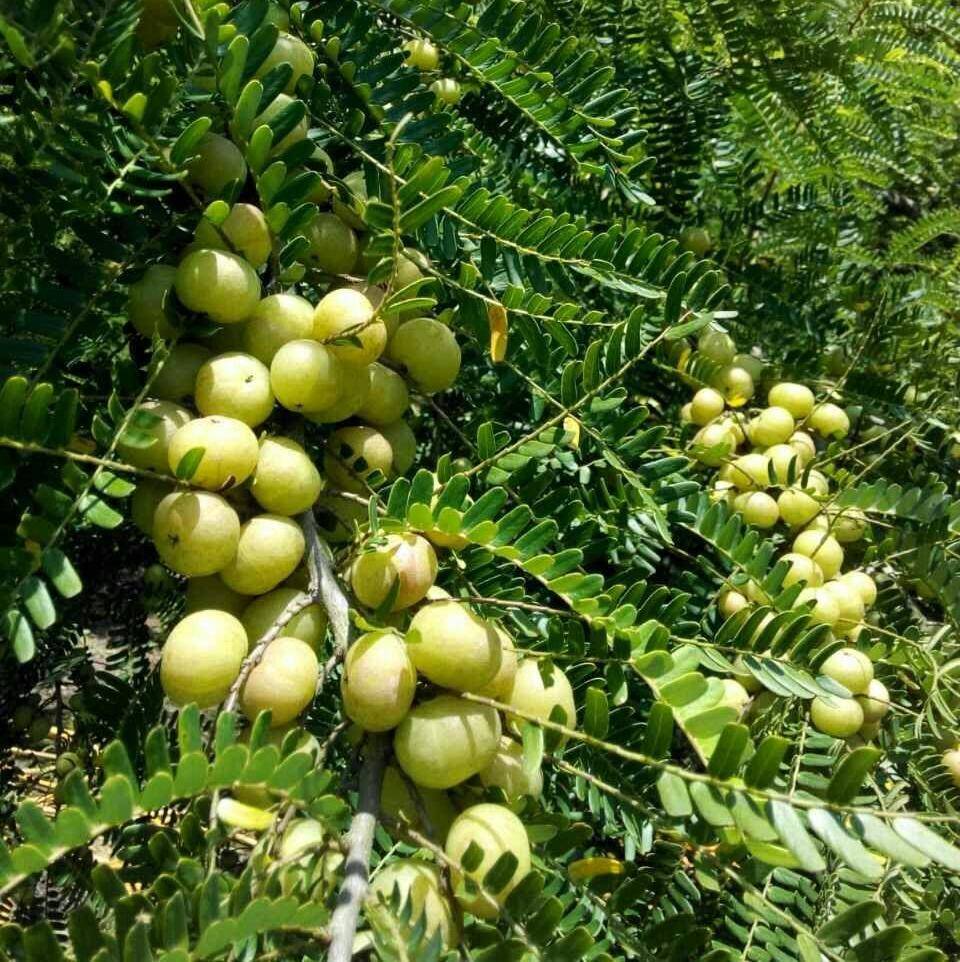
698 328 736 364
839 570 877 608
718 589 749 618
194 352 274 427
475 626 518 700
325 425 394 492
479 736 543 800
788 430 817 464
715 414 746 445
714 365 755 405
368 859 458 950
152 342 212 401
380 419 417 474
732 657 762 693
680 402 693 423
332 170 367 231
748 406 795 447
306 212 358 275
720 679 751 714
313 288 385 365
245 293 315 365
821 581 865 635
221 514 306 595
357 363 409 425
241 636 318 726
795 586 840 627
691 423 736 467
778 487 821 527
734 491 779 528
690 387 725 426
241 587 328 649
388 318 461 393
680 226 712 256
406 600 501 691
404 37 439 70
117 400 192 472
250 436 322 516
505 659 576 740
445 804 530 918
744 578 770 605
187 133 248 196
809 402 850 439
779 552 823 589
129 264 179 338
279 819 326 860
726 452 770 490
825 506 868 543
763 443 799 484
305 363 371 424
270 340 344 413
394 695 501 789
185 576 248 617
768 382 815 419
167 415 259 489
801 469 830 496
341 630 417 731
254 92 309 155
733 352 764 381
431 77 461 104
154 491 240 576
857 679 890 724
942 749 960 787
175 249 261 324
130 478 172 536
792 530 843 579
255 33 315 93
820 647 872 694
193 203 272 268
395 248 428 288
380 765 458 841
350 533 438 611
810 696 864 738
160 610 247 708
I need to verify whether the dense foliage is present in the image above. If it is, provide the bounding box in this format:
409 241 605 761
2 1 960 960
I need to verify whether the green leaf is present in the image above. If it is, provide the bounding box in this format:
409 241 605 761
807 809 883 878
657 771 692 817
816 900 884 944
706 723 749 778
42 548 82 598
826 747 881 803
20 576 55 629
521 723 543 780
892 817 960 870
583 686 609 738
768 800 825 872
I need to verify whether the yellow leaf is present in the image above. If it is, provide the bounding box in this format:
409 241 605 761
563 415 581 450
567 856 624 882
216 797 275 832
488 302 508 363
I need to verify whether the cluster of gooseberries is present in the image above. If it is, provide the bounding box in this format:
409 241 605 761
679 326 888 741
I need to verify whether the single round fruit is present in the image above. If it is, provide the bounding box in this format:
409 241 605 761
152 342 211 401
341 630 417 731
727 452 770 490
187 133 247 197
404 37 439 70
324 425 394 492
193 203 271 268
857 679 890 724
479 736 543 800
305 363 372 424
313 288 385 365
357 363 409 426
792 530 843 579
185 576 248 617
245 293 315 364
129 264 179 338
719 589 749 618
474 626 518 700
748 406 795 447
505 659 576 740
388 318 460 393
779 552 823 589
789 430 817 464
445 804 530 918
692 423 737 467
764 443 800 484
194 351 274 427
801 470 830 496
745 578 771 605
680 226 712 257
719 679 751 714
795 587 840 627
380 419 417 474
698 328 736 364
332 170 367 231
161 610 247 708
271 339 344 413
306 212 358 275
680 402 693 423
241 636 319 726
250 436 322 516
350 533 438 611
130 477 172 536
117 400 191 472
255 32 314 93
714 365 755 405
167 415 259 490
154 491 240 576
821 581 865 636
431 77 461 104
255 92 309 155
820 647 873 694
690 387 725 426
778 488 821 527
809 402 850 439
734 491 779 528
241 587 327 649
406 600 501 691
221 514 306 595
827 507 868 543
942 749 960 788
380 765 458 842
394 695 501 789
768 382 815 419
810 696 864 738
368 859 458 950
839 570 877 608
175 249 261 324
